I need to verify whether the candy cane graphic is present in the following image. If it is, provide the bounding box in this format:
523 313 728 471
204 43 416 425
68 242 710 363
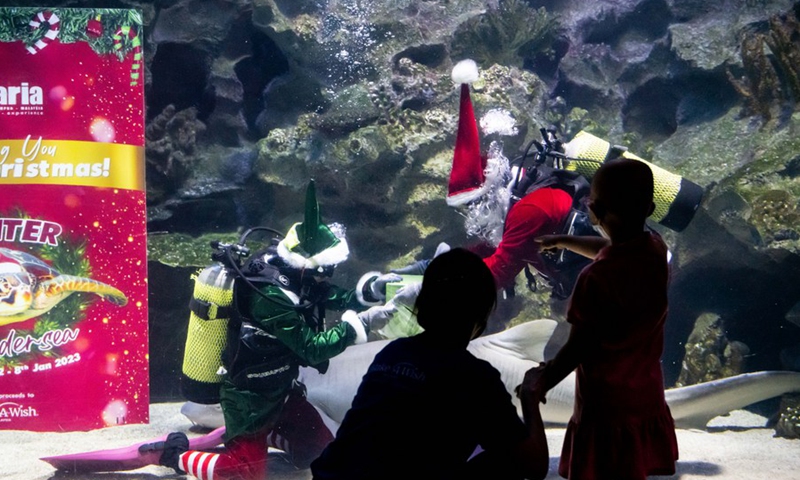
27 10 60 55
113 26 143 86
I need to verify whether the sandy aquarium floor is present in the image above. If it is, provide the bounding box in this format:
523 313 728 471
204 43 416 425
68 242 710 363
1 402 798 480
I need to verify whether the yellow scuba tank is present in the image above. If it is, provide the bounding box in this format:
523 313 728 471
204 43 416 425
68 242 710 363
180 263 235 404
563 130 704 232
180 227 285 404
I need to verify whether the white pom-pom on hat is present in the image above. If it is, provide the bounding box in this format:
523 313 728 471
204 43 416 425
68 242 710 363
451 59 479 85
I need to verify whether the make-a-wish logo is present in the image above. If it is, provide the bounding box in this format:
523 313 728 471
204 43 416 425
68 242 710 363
0 82 44 117
0 401 39 421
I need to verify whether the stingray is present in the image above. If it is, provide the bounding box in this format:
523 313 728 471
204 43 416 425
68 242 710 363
182 320 800 432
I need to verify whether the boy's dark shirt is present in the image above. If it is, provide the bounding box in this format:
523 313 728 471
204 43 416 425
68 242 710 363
311 333 527 480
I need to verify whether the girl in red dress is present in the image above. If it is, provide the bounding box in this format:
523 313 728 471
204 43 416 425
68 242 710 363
525 158 679 480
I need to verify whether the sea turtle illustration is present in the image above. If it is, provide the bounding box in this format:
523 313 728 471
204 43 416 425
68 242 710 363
0 247 128 327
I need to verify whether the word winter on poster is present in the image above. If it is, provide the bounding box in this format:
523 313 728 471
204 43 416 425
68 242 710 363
0 135 111 179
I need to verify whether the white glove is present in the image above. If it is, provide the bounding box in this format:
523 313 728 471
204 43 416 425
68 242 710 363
358 303 398 333
391 281 422 309
391 242 451 275
369 273 402 301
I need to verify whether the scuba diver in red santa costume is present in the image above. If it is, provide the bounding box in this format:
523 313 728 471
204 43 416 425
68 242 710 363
395 59 702 336
394 59 589 332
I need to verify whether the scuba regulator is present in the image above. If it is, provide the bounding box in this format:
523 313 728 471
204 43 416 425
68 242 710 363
509 126 595 207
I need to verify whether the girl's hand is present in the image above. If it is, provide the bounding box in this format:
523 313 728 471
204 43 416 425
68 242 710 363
516 363 548 404
534 235 562 252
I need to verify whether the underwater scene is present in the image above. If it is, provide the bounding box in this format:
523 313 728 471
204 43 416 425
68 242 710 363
3 0 800 478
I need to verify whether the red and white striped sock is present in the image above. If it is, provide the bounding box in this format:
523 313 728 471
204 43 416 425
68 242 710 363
266 430 290 453
178 450 220 480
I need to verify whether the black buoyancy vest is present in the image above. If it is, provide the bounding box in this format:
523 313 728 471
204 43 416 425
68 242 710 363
511 164 590 209
224 251 332 393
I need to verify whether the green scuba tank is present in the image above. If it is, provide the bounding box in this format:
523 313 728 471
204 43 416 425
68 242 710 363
180 263 235 404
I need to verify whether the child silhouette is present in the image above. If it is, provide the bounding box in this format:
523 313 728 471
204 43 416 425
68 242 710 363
312 248 549 480
523 158 679 480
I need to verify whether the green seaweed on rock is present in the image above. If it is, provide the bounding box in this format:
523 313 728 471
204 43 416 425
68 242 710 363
748 189 800 244
727 31 783 123
765 12 800 109
676 313 748 388
776 394 800 439
727 9 800 124
450 0 560 68
147 232 240 268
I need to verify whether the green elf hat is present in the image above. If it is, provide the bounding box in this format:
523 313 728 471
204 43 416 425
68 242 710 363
277 180 350 270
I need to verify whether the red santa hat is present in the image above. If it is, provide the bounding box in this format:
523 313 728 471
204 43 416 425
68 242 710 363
447 59 488 207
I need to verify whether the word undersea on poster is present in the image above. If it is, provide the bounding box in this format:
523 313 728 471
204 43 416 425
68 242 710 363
0 7 148 432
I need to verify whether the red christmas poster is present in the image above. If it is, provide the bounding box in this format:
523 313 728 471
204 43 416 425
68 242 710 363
0 8 147 431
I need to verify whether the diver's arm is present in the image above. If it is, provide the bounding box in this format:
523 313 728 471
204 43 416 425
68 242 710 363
321 282 366 311
536 234 609 259
274 312 360 364
250 286 358 365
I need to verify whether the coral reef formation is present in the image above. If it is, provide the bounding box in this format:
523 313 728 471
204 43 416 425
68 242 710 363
727 9 800 123
727 31 784 122
765 11 800 105
676 313 749 387
145 105 207 202
450 0 561 68
776 394 800 439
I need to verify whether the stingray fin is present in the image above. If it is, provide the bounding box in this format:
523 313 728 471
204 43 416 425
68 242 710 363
472 319 557 364
666 371 800 429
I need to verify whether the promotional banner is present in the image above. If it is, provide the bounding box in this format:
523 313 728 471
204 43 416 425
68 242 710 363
0 8 147 432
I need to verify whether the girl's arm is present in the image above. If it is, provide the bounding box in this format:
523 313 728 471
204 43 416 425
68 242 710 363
514 366 550 480
536 234 610 260
536 323 593 394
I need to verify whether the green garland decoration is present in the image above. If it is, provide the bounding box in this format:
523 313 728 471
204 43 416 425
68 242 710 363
0 7 142 61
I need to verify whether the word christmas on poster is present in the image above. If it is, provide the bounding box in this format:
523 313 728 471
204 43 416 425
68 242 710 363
0 136 111 179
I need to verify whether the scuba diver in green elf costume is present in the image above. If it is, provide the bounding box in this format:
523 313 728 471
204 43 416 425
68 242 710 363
153 180 400 480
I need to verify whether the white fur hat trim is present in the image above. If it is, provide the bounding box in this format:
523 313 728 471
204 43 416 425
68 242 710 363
277 237 350 270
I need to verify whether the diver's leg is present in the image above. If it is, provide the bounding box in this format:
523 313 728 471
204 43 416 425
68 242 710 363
269 386 334 469
165 432 267 480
